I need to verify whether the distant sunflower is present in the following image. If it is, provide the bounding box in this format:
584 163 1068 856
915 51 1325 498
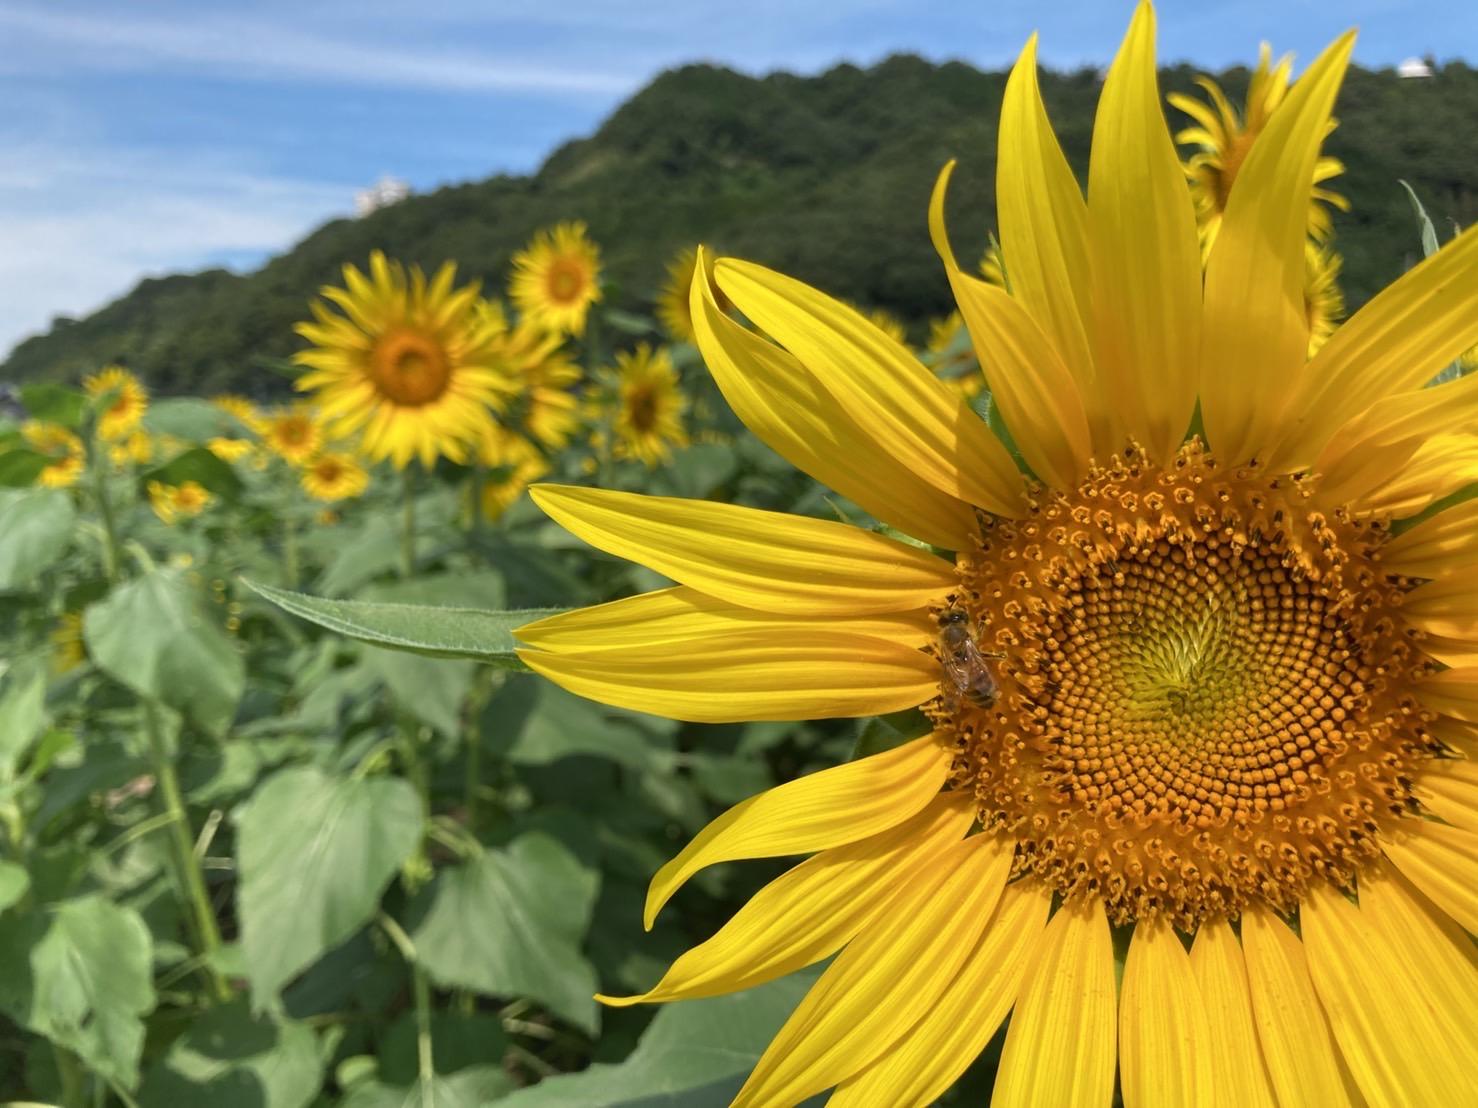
148 480 211 526
517 8 1478 1103
207 436 254 463
262 407 323 465
108 429 154 467
482 303 583 449
301 452 369 502
1305 240 1346 356
925 311 982 398
212 394 265 434
23 422 84 488
84 366 148 441
510 222 603 337
862 307 908 346
611 344 688 467
476 426 548 521
656 246 701 342
294 251 509 469
1171 43 1348 253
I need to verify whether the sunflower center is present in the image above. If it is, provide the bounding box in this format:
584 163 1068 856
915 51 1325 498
626 385 659 433
546 262 586 306
369 329 452 406
936 442 1438 929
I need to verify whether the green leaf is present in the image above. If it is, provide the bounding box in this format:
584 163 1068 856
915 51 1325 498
342 1066 513 1108
408 831 601 1032
235 766 425 1004
0 447 49 487
19 383 86 428
140 445 243 498
0 860 29 911
0 659 49 780
485 678 667 773
0 895 156 1087
0 488 76 591
1400 179 1441 258
143 398 241 442
851 707 933 760
246 581 562 670
139 1000 323 1108
83 568 245 736
499 969 819 1107
361 646 475 737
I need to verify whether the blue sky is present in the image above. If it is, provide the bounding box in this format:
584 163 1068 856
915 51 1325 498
2 0 1474 356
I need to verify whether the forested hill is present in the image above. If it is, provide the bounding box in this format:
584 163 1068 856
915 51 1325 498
7 55 1477 394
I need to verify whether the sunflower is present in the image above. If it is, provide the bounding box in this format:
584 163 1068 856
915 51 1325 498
294 251 509 469
261 406 323 465
476 426 548 521
1305 240 1346 356
609 343 688 467
22 421 84 488
861 307 907 346
301 452 369 502
211 394 265 434
509 222 602 338
482 302 583 450
1171 42 1349 253
516 8 1478 1104
148 480 211 526
207 436 254 463
108 429 154 467
83 365 148 441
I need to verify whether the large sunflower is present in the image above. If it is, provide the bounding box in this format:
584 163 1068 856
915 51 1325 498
509 222 602 338
1171 42 1349 254
516 7 1478 1105
294 251 509 469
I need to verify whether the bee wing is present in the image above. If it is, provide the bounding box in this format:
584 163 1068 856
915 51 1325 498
939 634 990 692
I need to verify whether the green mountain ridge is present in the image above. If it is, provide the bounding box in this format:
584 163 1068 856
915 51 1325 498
7 54 1477 395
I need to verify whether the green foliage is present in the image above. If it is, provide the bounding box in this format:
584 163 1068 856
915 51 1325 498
0 489 77 591
138 1002 323 1108
8 57 1477 392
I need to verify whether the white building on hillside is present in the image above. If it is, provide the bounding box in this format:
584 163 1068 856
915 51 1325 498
355 176 412 217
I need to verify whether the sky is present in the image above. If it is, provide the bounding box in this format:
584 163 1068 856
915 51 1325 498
2 0 1474 357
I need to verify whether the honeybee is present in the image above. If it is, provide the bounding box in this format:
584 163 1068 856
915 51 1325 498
936 604 1004 710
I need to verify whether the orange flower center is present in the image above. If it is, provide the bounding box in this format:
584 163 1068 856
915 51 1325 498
369 329 452 406
935 442 1438 928
625 385 659 433
545 261 587 306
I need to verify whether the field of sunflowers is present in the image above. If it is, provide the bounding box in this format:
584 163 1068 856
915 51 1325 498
3 8 1478 1108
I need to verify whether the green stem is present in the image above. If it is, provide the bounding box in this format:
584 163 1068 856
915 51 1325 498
461 669 501 836
282 514 299 588
53 1043 86 1108
88 439 122 585
143 702 231 1002
378 913 435 1104
401 468 417 578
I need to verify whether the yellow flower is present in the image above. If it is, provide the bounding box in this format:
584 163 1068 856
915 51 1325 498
515 8 1478 1104
207 436 254 463
83 365 148 441
610 343 687 467
509 221 602 337
1304 240 1346 356
294 251 510 469
476 426 549 521
107 429 154 467
212 394 265 434
482 302 583 450
22 421 84 488
1171 43 1349 254
861 306 907 346
301 452 369 502
261 406 324 465
148 480 211 525
924 311 982 398
50 612 86 675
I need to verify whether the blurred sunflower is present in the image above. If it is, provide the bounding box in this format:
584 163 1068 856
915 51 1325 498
924 312 982 399
49 612 86 675
301 452 369 502
108 429 154 467
211 394 265 434
510 221 602 337
261 406 323 464
476 426 549 521
1171 42 1348 253
482 302 583 449
207 436 254 463
23 422 84 488
294 251 508 468
610 343 688 467
83 365 148 441
148 480 212 526
656 246 699 342
1304 240 1346 356
861 307 907 346
517 9 1478 1104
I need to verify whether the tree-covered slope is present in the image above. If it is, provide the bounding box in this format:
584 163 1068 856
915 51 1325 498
7 55 1476 394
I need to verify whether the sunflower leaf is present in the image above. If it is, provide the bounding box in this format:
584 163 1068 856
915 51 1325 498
244 580 563 670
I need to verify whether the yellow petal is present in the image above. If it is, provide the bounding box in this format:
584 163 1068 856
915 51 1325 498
997 33 1103 449
1382 498 1478 578
1189 919 1278 1108
529 484 955 616
1433 714 1478 758
1416 666 1478 722
1415 758 1478 832
1119 918 1213 1108
1240 904 1358 1108
714 258 1029 517
516 586 933 654
1422 633 1478 669
1316 371 1478 490
1312 435 1424 512
930 162 1093 489
1273 223 1478 472
1380 818 1478 933
1353 434 1478 519
690 248 979 550
731 833 1013 1108
518 626 937 725
1302 881 1478 1108
600 792 974 1006
641 734 955 928
1200 32 1355 465
1086 1 1202 465
829 879 1052 1108
991 899 1117 1108
1403 574 1478 639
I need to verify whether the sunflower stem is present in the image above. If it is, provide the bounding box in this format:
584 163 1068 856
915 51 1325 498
86 430 122 585
401 468 417 578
